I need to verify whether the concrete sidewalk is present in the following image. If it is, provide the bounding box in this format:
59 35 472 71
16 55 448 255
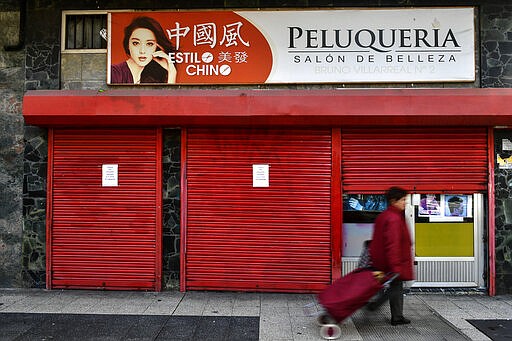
1 288 511 340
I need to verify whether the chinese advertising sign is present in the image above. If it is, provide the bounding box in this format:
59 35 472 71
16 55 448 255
107 8 475 85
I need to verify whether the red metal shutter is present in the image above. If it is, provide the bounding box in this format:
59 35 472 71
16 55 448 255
48 128 162 290
184 128 332 292
342 128 488 193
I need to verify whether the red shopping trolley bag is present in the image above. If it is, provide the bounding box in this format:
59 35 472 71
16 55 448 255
317 268 386 323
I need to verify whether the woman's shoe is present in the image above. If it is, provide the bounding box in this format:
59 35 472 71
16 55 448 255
391 317 411 326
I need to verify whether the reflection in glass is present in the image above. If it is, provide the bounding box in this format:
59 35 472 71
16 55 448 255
342 194 387 257
343 194 387 212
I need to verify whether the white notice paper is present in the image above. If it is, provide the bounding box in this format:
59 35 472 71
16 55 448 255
503 139 512 151
253 164 269 187
102 164 118 187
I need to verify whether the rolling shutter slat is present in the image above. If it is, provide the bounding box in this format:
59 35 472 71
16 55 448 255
342 128 488 192
185 129 332 292
50 129 160 290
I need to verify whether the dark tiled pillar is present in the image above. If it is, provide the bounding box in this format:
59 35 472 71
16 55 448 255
162 129 181 289
494 129 512 294
480 4 512 88
21 126 48 288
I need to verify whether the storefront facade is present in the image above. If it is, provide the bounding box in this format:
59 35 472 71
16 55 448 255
23 88 511 294
0 1 511 295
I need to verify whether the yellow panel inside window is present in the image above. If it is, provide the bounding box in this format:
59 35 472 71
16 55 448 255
415 223 474 257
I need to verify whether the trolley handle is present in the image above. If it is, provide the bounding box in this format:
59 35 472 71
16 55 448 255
383 273 399 289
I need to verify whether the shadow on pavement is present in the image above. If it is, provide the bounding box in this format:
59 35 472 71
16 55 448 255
1 313 259 341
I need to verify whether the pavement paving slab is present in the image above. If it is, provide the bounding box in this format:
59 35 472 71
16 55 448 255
1 289 511 340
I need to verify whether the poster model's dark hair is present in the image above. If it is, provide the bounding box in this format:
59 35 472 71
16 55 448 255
122 16 175 55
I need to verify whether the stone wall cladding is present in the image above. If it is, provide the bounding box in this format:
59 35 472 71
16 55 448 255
15 1 61 287
0 113 24 287
480 4 512 88
61 53 107 90
22 126 48 288
162 129 181 289
494 129 512 295
481 2 512 294
25 1 60 91
0 9 24 287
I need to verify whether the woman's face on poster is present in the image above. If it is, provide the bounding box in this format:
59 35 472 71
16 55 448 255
448 201 464 216
128 28 158 67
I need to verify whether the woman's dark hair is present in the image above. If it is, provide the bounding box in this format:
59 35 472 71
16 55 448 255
385 186 408 204
123 16 175 55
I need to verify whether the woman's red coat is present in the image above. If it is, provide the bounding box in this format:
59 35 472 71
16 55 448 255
369 205 414 281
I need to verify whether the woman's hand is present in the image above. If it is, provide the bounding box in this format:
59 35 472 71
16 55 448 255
152 50 177 84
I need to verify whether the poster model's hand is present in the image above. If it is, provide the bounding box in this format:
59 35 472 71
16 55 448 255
348 198 363 211
152 49 177 83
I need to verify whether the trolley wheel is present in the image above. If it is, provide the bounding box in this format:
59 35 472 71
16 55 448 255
317 312 337 326
320 324 342 340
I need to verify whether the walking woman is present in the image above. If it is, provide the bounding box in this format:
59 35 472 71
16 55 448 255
369 186 414 326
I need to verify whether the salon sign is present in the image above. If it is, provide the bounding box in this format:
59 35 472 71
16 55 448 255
107 8 475 85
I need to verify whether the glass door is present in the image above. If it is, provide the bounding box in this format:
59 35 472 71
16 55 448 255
409 193 485 288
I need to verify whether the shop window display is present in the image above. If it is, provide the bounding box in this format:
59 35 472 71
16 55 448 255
342 194 387 257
